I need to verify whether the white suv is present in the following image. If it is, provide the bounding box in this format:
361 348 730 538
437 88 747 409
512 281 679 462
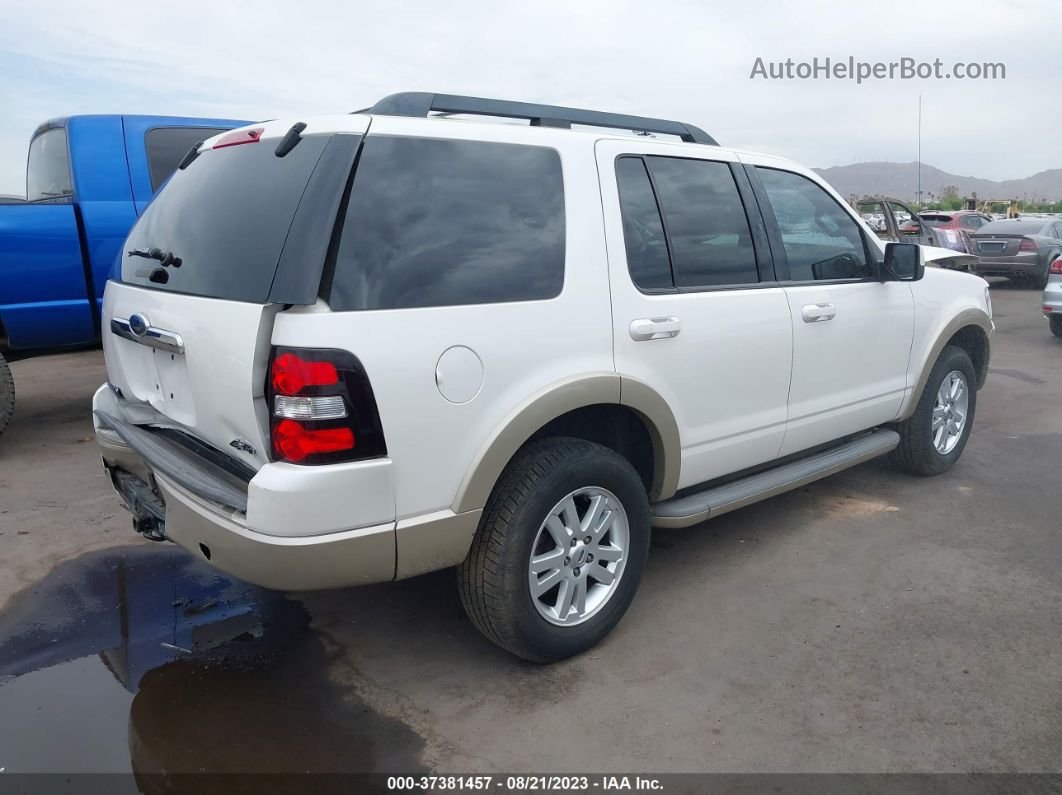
94 93 993 662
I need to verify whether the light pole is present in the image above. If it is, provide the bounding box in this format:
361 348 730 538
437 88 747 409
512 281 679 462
916 94 922 209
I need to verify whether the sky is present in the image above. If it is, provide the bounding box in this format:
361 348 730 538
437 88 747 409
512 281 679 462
0 0 1057 195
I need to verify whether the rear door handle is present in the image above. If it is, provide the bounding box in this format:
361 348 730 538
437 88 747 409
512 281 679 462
630 317 681 341
801 303 835 323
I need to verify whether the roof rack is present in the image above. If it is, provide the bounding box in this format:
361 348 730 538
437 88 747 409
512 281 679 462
357 92 718 146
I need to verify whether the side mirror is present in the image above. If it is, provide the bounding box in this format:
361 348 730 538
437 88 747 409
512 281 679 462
883 242 925 281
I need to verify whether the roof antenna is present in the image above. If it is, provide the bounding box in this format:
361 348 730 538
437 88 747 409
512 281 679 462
275 122 307 158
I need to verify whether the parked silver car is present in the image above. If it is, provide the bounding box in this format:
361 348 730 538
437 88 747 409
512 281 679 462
1043 258 1062 337
971 218 1062 289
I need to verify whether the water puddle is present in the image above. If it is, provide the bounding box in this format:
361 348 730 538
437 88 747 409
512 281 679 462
0 546 426 785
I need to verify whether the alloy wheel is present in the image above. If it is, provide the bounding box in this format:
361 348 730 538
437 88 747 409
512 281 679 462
527 487 629 627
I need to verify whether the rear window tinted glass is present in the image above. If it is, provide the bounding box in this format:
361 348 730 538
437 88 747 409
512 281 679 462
27 129 72 201
328 136 565 311
145 127 229 192
921 214 953 227
121 136 329 302
976 220 1047 235
615 156 672 289
645 157 758 287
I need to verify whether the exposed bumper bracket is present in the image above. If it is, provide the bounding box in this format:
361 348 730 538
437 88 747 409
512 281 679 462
94 410 249 513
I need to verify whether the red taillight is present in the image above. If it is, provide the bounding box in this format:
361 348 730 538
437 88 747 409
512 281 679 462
271 352 339 396
266 347 386 465
213 127 265 149
1050 258 1062 275
272 419 354 462
1019 238 1038 253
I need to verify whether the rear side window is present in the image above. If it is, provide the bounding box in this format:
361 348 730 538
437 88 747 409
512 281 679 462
756 168 869 281
647 157 758 287
614 155 759 290
26 129 72 201
328 136 565 311
615 157 672 289
145 127 229 192
121 135 330 302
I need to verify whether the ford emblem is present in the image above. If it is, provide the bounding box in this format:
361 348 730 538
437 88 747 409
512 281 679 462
128 313 150 338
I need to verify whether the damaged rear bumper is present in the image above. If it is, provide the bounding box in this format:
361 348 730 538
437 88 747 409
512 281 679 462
92 386 397 591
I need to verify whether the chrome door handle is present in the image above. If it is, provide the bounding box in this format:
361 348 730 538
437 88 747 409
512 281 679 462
801 303 836 323
630 317 681 341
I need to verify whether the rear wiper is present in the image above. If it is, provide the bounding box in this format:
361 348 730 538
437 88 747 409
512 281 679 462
128 247 182 268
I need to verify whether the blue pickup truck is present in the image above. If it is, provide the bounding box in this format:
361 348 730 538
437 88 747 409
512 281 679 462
0 114 246 436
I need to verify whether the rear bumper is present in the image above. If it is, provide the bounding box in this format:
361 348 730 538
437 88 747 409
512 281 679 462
158 474 397 591
93 385 481 590
95 424 396 589
973 257 1046 277
1042 281 1062 315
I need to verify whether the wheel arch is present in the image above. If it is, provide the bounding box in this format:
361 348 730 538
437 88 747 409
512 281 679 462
451 374 681 514
901 309 991 421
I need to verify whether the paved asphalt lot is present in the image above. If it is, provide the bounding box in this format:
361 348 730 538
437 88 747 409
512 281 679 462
0 283 1059 778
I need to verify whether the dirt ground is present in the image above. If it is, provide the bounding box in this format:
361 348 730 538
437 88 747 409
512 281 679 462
0 282 1059 775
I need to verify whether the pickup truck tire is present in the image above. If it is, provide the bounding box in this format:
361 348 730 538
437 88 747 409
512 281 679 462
891 345 976 476
458 438 650 663
0 351 14 438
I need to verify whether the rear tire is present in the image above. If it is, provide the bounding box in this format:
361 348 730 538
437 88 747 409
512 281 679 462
891 345 977 476
458 438 650 663
1033 269 1050 290
1050 315 1062 338
0 352 14 438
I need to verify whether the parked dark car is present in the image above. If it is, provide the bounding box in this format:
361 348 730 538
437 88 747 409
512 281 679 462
971 218 1062 288
918 210 993 254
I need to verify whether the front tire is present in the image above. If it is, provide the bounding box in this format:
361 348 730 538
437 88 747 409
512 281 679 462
458 438 650 662
0 352 14 438
891 345 977 476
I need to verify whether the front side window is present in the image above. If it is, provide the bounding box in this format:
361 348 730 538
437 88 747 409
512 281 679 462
857 200 890 237
757 168 869 282
328 136 565 311
145 127 229 192
890 202 924 237
26 129 72 201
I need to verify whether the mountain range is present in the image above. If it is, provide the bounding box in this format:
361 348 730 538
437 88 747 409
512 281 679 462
813 161 1062 203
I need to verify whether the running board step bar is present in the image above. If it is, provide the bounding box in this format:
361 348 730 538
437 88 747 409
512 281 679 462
651 429 900 528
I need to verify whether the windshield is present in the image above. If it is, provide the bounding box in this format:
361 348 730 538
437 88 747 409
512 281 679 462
120 136 329 302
